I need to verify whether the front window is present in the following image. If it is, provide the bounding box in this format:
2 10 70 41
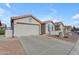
48 24 52 31
52 26 53 30
48 24 50 31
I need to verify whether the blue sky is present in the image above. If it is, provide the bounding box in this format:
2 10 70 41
0 3 79 27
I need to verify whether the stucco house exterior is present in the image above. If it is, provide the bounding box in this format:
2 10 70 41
11 14 42 37
41 20 55 34
55 22 64 36
55 22 64 31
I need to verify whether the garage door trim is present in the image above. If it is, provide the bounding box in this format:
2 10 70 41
14 23 40 37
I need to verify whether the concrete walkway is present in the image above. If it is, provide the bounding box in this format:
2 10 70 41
19 35 74 55
0 35 5 40
0 39 26 55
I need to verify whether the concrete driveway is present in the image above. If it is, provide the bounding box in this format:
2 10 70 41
0 35 5 40
19 35 75 55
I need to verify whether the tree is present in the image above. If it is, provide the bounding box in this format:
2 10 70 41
73 26 76 30
71 26 76 32
64 26 72 31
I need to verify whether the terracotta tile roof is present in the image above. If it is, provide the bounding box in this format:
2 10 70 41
11 14 43 24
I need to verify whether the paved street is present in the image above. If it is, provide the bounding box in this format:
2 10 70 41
19 35 74 55
68 34 79 55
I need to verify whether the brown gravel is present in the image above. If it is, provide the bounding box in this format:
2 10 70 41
0 38 26 55
48 32 79 43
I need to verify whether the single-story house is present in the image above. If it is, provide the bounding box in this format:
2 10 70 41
41 20 55 34
55 22 64 31
55 22 64 36
11 14 42 37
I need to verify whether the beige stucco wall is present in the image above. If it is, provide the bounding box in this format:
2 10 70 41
50 31 61 35
14 24 40 36
14 17 40 25
60 25 64 31
60 24 64 36
14 16 41 36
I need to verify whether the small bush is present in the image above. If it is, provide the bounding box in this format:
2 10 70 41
0 28 5 35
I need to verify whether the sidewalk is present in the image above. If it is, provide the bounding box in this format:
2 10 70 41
0 38 26 55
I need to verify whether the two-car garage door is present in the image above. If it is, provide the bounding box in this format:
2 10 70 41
14 23 40 37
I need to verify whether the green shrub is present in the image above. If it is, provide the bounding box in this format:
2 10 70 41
0 28 5 35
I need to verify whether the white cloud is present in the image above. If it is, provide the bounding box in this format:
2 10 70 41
0 15 3 16
0 7 13 17
39 15 53 21
0 7 14 27
0 7 5 15
6 3 11 8
74 21 79 24
53 19 60 22
72 14 79 19
71 21 79 27
40 16 62 23
39 14 64 23
50 9 57 14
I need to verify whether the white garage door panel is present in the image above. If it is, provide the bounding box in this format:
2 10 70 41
14 24 40 36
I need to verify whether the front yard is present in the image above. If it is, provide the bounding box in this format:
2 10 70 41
47 32 79 43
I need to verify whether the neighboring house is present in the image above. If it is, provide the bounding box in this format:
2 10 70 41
11 14 42 37
41 20 55 34
55 22 64 36
55 22 64 31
